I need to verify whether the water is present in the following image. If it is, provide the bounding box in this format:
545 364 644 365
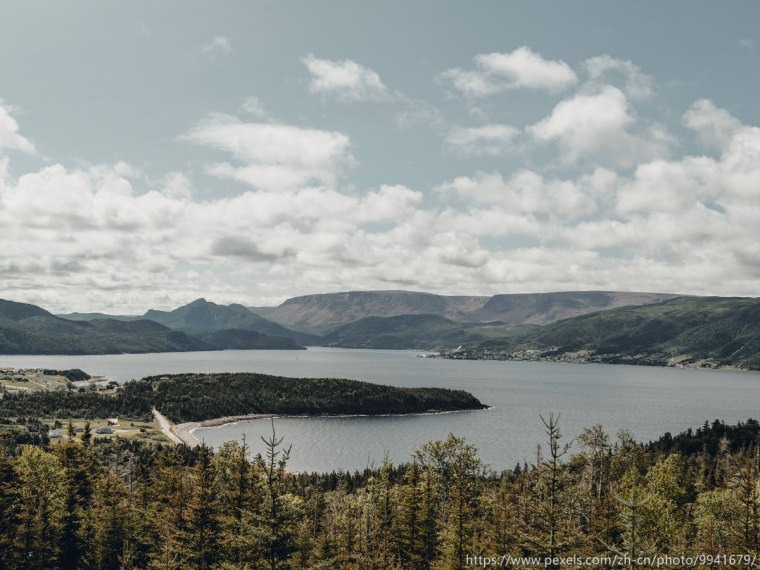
2 348 759 472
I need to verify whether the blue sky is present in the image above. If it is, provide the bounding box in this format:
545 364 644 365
1 1 759 312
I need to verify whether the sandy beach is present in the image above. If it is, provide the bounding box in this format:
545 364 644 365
153 409 276 447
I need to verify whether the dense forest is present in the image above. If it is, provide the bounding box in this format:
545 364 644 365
1 417 759 569
0 372 485 424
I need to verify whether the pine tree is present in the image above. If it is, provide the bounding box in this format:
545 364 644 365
186 444 220 569
0 445 18 570
415 434 483 569
54 441 95 570
13 445 66 569
535 414 572 568
397 461 426 568
212 438 259 566
82 469 130 570
254 420 303 570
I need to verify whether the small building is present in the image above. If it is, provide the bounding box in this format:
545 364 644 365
48 429 64 439
107 418 119 426
95 427 113 435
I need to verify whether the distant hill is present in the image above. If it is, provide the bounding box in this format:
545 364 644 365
197 329 305 350
57 311 138 322
468 291 680 325
446 296 760 370
0 299 304 354
0 299 213 354
252 290 488 330
142 298 316 344
253 289 679 330
320 314 489 349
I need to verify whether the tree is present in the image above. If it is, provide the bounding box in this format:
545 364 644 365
13 445 65 569
254 420 303 569
212 439 259 566
533 414 572 568
54 441 95 570
186 444 220 569
415 434 483 569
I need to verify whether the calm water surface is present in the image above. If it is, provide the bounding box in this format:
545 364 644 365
2 348 759 472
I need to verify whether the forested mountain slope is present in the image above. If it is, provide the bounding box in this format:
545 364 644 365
448 296 760 369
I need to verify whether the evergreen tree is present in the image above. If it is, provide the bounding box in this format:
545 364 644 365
13 445 66 569
0 445 18 570
254 421 303 569
186 444 221 569
54 442 95 570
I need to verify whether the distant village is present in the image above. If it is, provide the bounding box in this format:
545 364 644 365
0 367 162 443
0 367 115 394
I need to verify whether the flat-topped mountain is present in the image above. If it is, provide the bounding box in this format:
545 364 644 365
252 289 678 329
252 290 489 329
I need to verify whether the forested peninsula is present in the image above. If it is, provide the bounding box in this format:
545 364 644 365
0 372 486 423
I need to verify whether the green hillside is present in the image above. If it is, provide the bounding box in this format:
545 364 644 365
320 314 488 349
0 307 213 354
0 299 304 354
447 296 760 370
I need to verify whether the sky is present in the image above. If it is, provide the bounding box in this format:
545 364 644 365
1 1 759 313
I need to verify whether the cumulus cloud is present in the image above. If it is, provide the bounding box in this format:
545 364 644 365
683 98 742 150
183 114 353 191
4 84 760 311
444 124 519 156
0 103 36 154
529 86 673 167
436 169 599 221
439 46 577 96
583 55 653 100
302 55 397 102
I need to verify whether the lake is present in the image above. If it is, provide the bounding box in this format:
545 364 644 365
2 348 759 472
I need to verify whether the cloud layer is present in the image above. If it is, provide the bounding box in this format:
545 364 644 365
2 48 760 312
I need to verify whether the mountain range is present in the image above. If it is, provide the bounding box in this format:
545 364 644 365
5 289 759 368
250 290 678 329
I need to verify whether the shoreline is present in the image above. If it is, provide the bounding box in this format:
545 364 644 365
168 408 490 446
171 413 278 447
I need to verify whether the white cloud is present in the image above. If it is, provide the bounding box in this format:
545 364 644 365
683 99 742 150
439 46 577 97
302 55 397 102
0 103 36 154
436 169 598 220
583 55 653 100
529 86 673 167
183 114 353 190
739 37 755 51
444 124 519 156
201 35 232 58
5 83 760 311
